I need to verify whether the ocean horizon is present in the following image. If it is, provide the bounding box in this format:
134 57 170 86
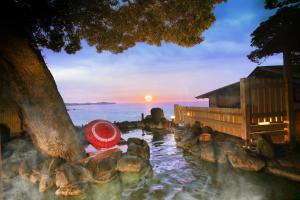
67 101 208 126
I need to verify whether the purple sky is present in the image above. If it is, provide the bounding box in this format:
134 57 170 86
44 0 282 103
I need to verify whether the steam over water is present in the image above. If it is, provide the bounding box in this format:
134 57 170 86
5 103 300 199
65 103 300 200
120 130 300 200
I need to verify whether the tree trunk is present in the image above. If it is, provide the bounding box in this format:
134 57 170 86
0 31 84 161
283 50 296 146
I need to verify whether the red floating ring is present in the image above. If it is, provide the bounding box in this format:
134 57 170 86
85 119 121 148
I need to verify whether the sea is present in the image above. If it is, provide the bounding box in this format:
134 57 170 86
67 101 208 126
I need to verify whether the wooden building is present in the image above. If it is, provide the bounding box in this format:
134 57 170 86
0 78 22 138
175 65 300 143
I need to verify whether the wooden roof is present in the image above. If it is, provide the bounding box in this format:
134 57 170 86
196 65 300 99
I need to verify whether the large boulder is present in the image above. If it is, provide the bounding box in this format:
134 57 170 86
127 138 150 160
55 183 86 196
256 135 274 159
199 143 216 163
117 155 145 173
86 157 118 184
176 132 198 150
39 158 63 192
228 151 265 172
150 108 164 124
55 163 93 188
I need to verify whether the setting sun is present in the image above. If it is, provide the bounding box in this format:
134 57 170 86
144 95 153 102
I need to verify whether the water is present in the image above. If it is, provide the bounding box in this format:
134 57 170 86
117 130 300 200
65 103 300 200
67 102 208 126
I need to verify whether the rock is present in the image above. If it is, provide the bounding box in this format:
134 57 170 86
276 154 300 169
5 138 33 153
117 155 145 172
120 165 152 185
256 135 274 159
201 126 213 134
127 139 150 161
39 173 55 192
174 130 184 141
189 144 202 157
39 158 62 192
267 164 300 182
199 143 216 163
127 137 144 146
150 108 164 124
29 170 41 184
119 137 127 145
19 161 31 179
86 157 117 184
191 121 202 135
228 151 265 172
55 184 85 196
176 133 198 150
55 167 71 188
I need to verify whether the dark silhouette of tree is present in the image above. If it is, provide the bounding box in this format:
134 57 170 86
0 0 225 161
248 1 300 63
248 0 300 145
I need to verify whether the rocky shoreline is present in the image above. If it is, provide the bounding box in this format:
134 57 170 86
174 126 300 182
2 135 152 198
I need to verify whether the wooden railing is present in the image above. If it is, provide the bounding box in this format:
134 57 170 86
174 104 245 139
175 78 289 142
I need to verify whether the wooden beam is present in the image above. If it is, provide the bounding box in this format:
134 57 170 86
284 51 296 144
250 123 287 132
240 78 251 140
250 130 287 136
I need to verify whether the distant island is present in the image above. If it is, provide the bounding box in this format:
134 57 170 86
65 102 116 106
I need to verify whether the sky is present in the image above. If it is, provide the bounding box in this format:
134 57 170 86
44 0 282 103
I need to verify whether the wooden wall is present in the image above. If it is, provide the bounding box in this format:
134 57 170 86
174 104 243 138
209 95 240 108
0 101 22 137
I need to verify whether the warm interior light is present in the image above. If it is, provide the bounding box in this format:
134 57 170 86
258 121 270 125
171 115 175 119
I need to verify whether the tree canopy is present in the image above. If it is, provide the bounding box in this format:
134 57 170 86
2 0 225 54
248 0 300 63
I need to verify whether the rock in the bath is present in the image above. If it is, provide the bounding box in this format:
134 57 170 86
199 143 216 163
127 138 150 160
117 155 145 172
150 108 164 124
201 126 213 134
276 154 300 169
55 183 85 196
176 134 198 150
39 158 63 192
86 157 118 184
228 151 265 172
256 135 274 159
18 161 31 179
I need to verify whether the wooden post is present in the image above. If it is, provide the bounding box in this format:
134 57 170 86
283 50 296 145
240 78 251 140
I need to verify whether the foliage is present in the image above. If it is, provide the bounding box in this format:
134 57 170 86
248 0 300 63
2 0 225 54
